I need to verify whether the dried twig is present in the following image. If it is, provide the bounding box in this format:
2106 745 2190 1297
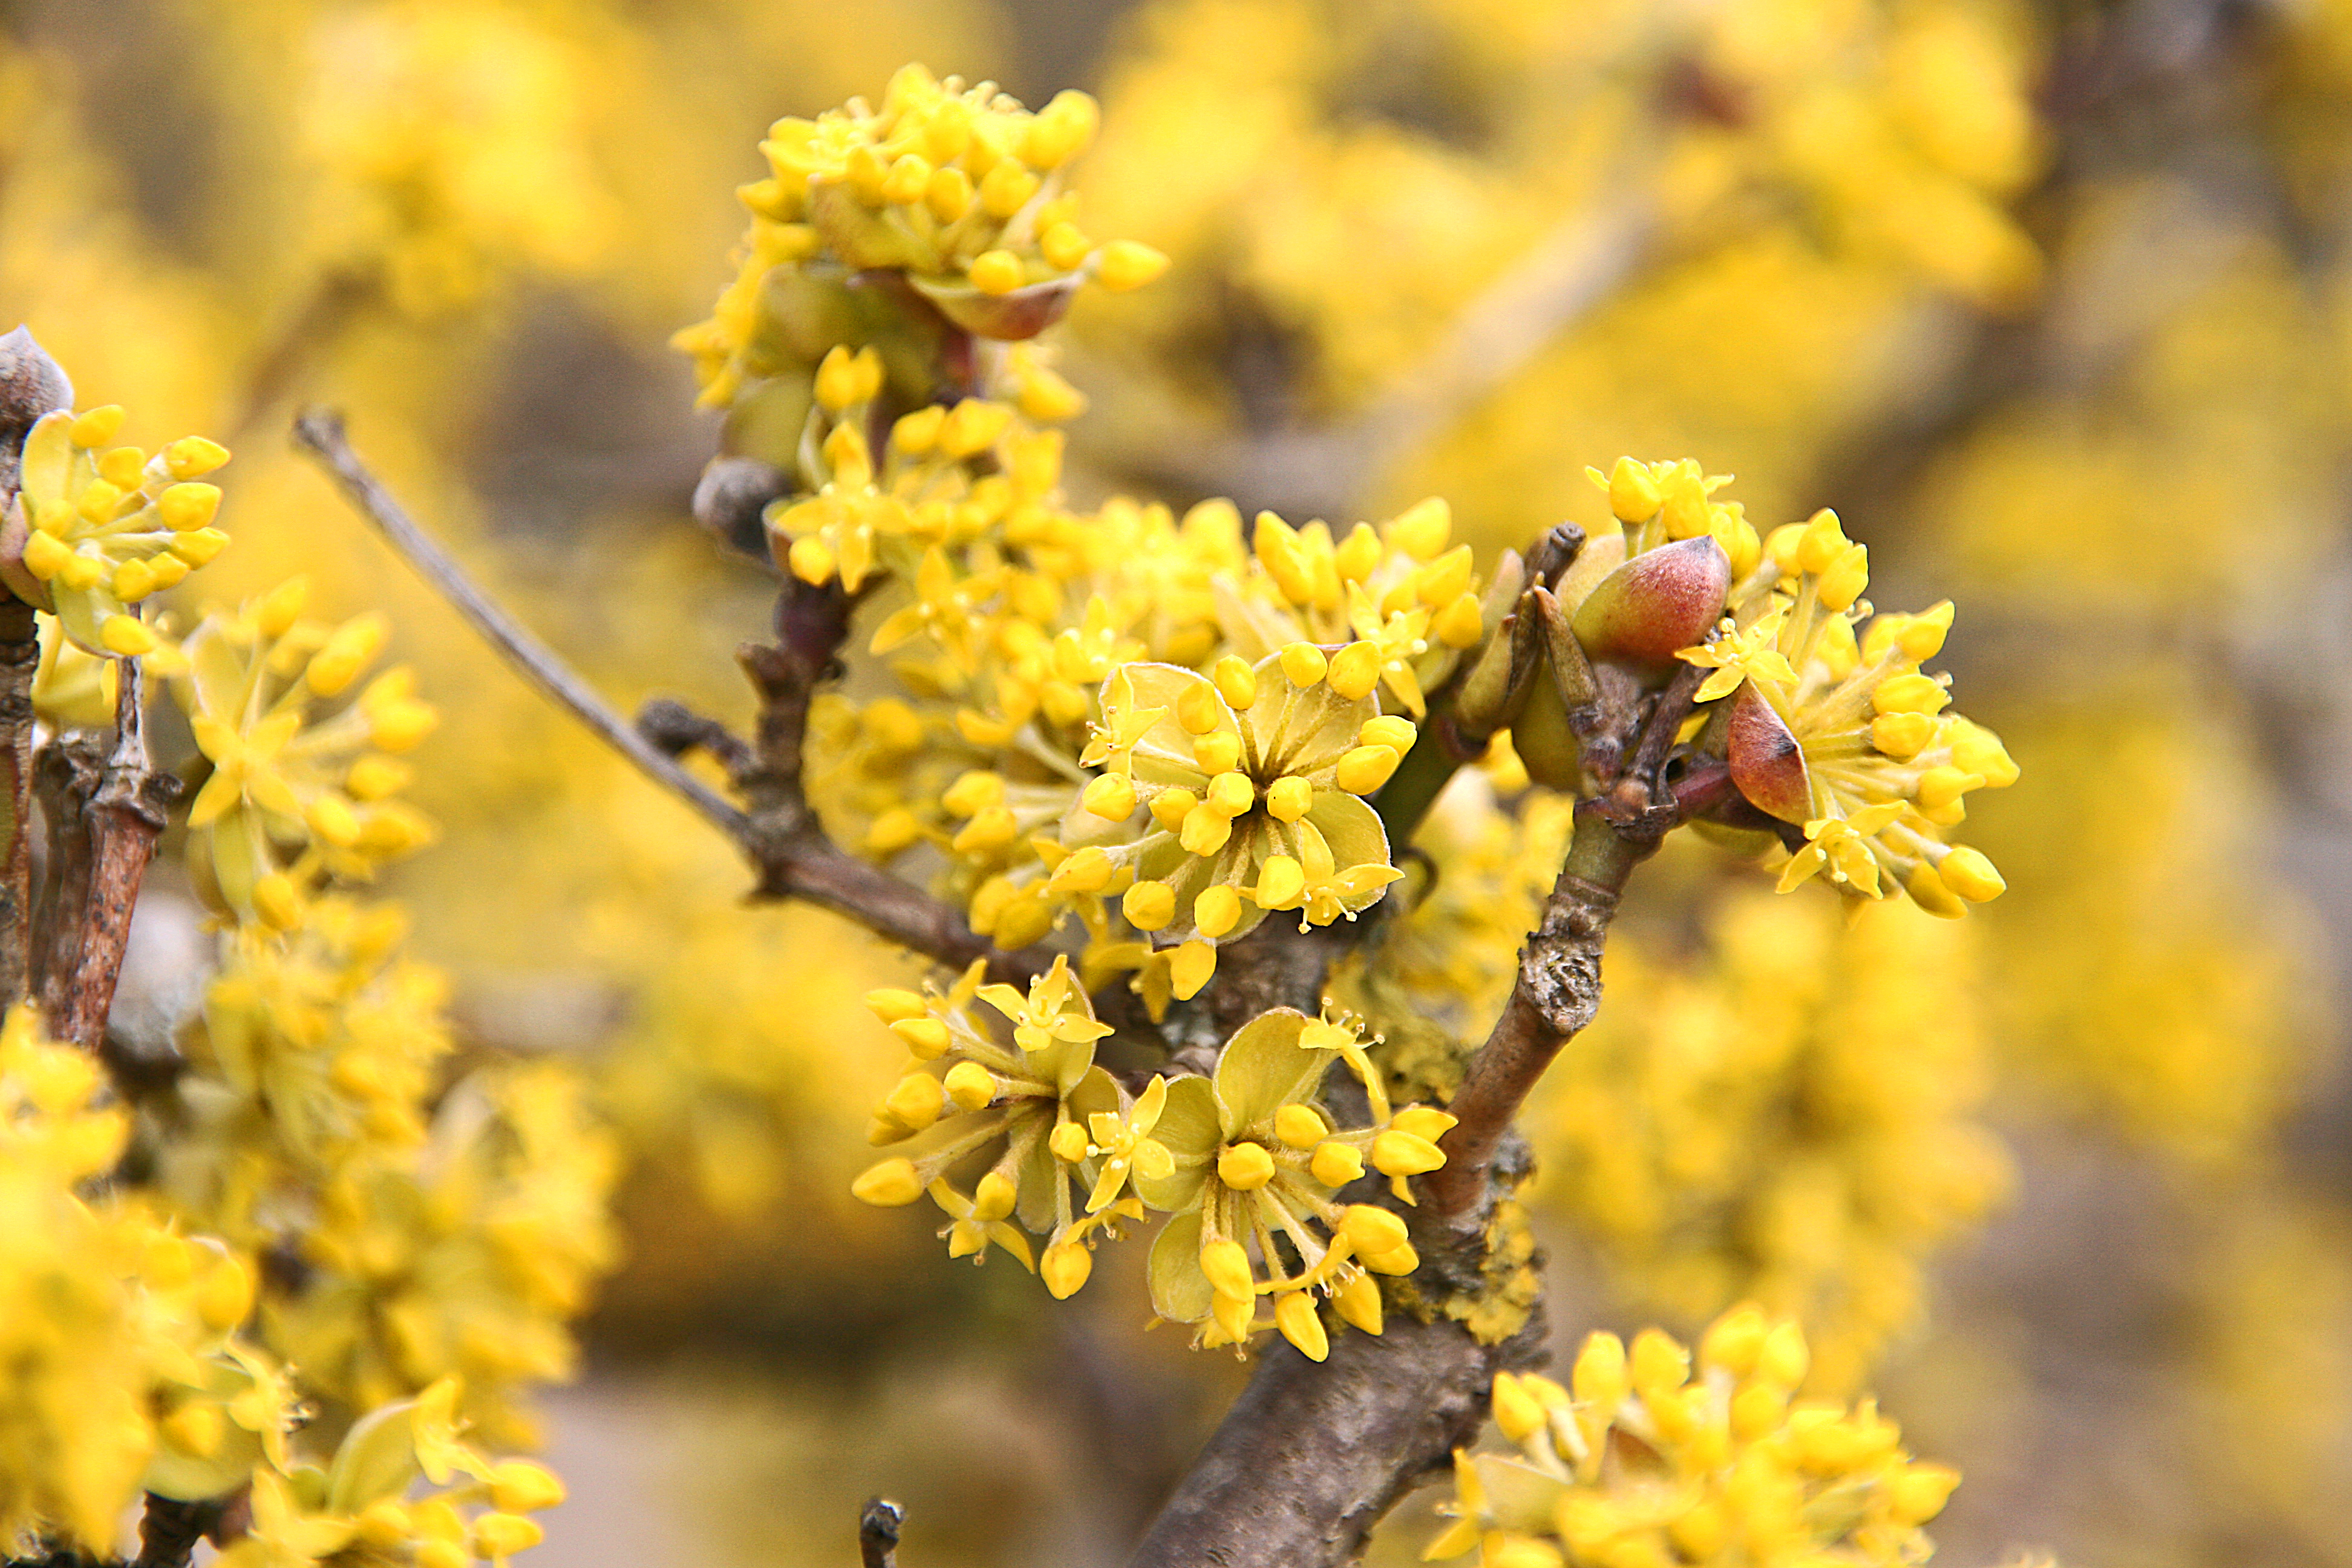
295 412 1048 987
293 410 750 840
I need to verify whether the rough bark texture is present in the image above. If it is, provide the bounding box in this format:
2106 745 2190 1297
0 595 39 1004
1128 1312 1543 1568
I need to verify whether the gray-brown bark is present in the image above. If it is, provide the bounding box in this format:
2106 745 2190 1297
1128 1312 1543 1568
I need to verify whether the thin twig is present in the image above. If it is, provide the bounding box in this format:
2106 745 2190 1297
296 411 1047 987
292 410 749 839
1422 668 1694 1223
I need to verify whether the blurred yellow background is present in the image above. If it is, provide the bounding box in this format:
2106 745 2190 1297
8 0 2349 1562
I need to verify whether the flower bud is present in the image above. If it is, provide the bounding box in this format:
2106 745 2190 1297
1630 1327 1690 1398
1757 1319 1810 1388
972 1170 1018 1221
1082 771 1137 820
1601 456 1662 523
1327 641 1382 701
491 1461 567 1514
865 988 927 1023
1205 770 1253 817
1122 880 1176 930
1390 1106 1456 1142
1332 1271 1383 1335
1247 855 1303 910
1570 537 1731 668
1338 1204 1408 1255
1199 1237 1255 1300
1432 591 1484 648
1096 240 1168 292
472 1514 543 1561
1191 730 1241 775
1871 712 1938 760
1275 1291 1329 1361
883 1073 944 1132
1492 1372 1546 1444
1194 885 1244 939
1310 1140 1365 1187
1573 1331 1628 1406
852 1158 924 1207
1180 801 1234 856
1699 1303 1768 1377
1217 1140 1276 1190
1041 1241 1093 1299
1264 775 1313 822
1726 684 1812 823
1212 655 1256 709
1937 846 2006 903
1273 1103 1325 1149
1889 1463 1962 1526
1334 745 1401 795
943 1061 996 1111
1279 641 1328 687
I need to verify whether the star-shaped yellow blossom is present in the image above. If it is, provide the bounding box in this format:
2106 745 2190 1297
1677 604 1798 703
1063 652 1411 951
1079 1073 1175 1212
978 956 1112 1054
1777 805 1905 897
1299 1009 1391 1122
929 1174 1036 1269
1344 586 1434 716
869 546 1002 673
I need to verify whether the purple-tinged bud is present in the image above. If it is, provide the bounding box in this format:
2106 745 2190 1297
0 327 71 437
1570 537 1730 667
1725 683 1812 824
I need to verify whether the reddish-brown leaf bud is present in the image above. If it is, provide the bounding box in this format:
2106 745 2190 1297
1569 537 1730 667
1726 683 1812 823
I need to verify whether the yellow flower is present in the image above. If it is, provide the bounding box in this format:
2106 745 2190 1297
1067 653 1410 950
1430 1309 1960 1566
2 403 229 653
174 583 436 930
1136 1010 1449 1356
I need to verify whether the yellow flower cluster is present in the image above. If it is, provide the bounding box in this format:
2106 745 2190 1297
175 579 439 931
770 361 1072 594
748 328 1453 1008
1429 1308 1961 1567
675 62 1166 416
1 399 228 655
268 1065 618 1451
0 1005 252 1547
160 900 452 1237
296 1 618 315
212 1377 567 1568
853 977 1453 1360
1565 460 2015 916
1531 886 2010 1391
